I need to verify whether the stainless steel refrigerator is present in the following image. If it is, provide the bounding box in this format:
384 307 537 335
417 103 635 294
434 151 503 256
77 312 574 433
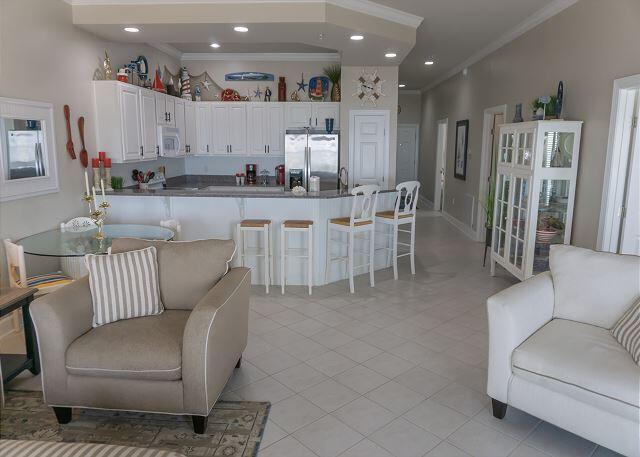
285 129 340 191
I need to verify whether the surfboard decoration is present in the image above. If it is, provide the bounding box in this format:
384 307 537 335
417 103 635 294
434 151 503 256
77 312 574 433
225 72 274 82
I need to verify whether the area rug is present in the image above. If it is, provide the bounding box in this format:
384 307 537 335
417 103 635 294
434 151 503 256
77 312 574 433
0 391 270 457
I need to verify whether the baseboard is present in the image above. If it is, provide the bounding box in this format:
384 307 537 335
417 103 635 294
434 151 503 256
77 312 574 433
442 210 479 241
418 195 434 210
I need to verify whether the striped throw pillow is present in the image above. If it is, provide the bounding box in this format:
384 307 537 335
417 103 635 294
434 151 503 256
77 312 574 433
85 247 163 327
611 297 640 364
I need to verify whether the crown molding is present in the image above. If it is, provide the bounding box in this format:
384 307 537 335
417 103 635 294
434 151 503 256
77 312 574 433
421 0 579 92
147 42 183 59
63 0 423 28
181 52 341 62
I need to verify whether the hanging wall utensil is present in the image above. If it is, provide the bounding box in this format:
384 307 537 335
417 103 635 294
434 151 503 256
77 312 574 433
63 105 76 160
78 116 88 167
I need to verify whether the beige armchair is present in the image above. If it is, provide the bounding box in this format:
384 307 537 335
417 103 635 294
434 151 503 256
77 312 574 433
30 238 249 434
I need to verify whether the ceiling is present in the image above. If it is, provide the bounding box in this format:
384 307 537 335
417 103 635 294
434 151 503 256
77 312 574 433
171 42 335 54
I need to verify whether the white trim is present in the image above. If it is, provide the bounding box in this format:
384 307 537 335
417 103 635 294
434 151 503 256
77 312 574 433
348 109 391 188
147 42 183 60
63 0 423 28
433 118 448 212
442 210 477 241
598 73 640 252
397 123 419 182
422 0 579 92
181 52 341 62
476 104 508 241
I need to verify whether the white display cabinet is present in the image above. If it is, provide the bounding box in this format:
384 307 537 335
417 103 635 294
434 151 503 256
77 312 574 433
490 120 582 280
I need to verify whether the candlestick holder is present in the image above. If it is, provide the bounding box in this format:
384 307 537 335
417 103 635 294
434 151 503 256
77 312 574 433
83 194 111 240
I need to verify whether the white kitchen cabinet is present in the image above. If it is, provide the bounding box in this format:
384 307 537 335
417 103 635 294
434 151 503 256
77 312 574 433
184 101 197 155
195 103 212 154
312 103 339 129
285 103 312 128
285 102 339 129
174 98 186 156
155 92 176 127
119 85 143 161
212 103 247 155
247 102 285 155
140 90 159 159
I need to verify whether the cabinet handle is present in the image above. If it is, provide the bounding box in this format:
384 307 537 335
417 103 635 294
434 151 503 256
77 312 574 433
164 112 168 122
230 145 232 154
156 145 160 156
206 144 209 153
309 117 311 126
140 146 143 156
168 112 171 122
268 145 270 154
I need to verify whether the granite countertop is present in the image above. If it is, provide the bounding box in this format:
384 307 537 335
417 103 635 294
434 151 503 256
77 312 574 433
106 175 391 199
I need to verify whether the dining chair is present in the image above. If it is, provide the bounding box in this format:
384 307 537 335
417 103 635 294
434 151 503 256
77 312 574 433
326 184 380 293
376 181 420 279
160 219 182 240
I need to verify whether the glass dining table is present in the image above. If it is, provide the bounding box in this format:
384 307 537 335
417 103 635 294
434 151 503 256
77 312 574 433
17 224 175 278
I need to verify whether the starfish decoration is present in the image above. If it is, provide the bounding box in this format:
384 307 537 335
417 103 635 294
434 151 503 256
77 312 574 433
296 73 308 92
201 77 211 91
253 85 263 99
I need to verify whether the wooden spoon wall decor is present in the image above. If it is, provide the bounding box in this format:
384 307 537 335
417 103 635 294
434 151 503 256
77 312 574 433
78 116 88 167
63 105 76 160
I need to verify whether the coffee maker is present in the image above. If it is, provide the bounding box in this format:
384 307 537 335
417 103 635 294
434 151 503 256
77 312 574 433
245 164 257 185
275 165 285 186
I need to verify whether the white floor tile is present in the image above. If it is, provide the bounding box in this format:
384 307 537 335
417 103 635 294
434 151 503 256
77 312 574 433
424 441 472 457
234 376 294 403
363 352 414 379
334 320 378 338
333 396 398 436
272 363 328 392
393 366 450 397
430 382 489 417
293 415 364 457
369 417 441 457
289 318 331 336
270 309 309 326
260 326 308 348
447 420 519 457
260 420 289 449
365 381 426 415
249 348 301 375
332 364 390 395
509 444 554 457
259 436 319 457
269 395 327 433
311 328 356 349
335 339 383 363
281 338 329 361
300 379 360 412
473 405 540 441
306 351 357 377
337 439 393 457
524 422 598 457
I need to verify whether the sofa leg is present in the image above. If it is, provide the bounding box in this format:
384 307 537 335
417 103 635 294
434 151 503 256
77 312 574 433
52 406 72 424
192 415 208 434
235 356 242 368
491 398 507 419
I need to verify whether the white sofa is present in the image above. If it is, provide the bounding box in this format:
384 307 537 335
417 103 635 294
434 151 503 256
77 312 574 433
487 245 640 457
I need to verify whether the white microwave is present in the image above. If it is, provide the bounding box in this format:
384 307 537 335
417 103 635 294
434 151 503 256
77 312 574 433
157 126 181 157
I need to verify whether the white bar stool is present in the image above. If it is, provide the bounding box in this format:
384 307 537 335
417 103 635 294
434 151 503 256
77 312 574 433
325 184 380 293
280 220 313 295
236 219 273 293
376 181 420 279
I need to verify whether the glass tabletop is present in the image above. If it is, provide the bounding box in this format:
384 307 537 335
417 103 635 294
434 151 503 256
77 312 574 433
17 224 175 257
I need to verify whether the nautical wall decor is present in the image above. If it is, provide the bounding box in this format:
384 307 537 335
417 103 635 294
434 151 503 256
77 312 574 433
354 69 385 106
225 72 274 81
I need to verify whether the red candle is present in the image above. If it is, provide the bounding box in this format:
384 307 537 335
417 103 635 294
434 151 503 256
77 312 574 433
104 158 112 168
98 151 106 161
92 158 100 168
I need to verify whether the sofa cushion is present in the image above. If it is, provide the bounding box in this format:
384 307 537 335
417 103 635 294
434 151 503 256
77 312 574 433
549 245 640 328
512 319 640 417
110 238 235 310
66 310 190 381
611 297 640 364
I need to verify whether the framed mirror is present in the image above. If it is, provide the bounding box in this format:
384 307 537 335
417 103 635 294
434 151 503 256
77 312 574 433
0 97 59 201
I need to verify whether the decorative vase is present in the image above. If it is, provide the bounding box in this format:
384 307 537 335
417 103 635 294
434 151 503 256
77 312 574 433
278 77 286 102
330 82 341 102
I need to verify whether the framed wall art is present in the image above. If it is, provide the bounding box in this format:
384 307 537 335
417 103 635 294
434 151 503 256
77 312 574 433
454 119 469 180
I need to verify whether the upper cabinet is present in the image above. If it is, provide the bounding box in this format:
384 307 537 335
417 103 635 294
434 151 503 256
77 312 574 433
211 103 247 155
173 98 187 156
183 101 197 155
248 103 285 155
195 103 212 154
285 102 339 129
155 92 175 127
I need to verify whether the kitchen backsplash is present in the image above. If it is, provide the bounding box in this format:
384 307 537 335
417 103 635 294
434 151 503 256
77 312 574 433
185 156 285 176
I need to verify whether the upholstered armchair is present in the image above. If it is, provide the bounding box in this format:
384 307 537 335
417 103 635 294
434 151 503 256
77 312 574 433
30 238 249 434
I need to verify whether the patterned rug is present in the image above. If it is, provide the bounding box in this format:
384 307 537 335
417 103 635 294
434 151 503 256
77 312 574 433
0 391 270 456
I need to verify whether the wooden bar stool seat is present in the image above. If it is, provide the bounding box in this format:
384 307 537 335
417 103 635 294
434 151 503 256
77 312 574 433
283 220 313 229
240 219 272 228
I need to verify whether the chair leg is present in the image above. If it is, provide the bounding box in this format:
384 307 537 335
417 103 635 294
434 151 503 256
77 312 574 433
281 226 286 295
192 415 209 434
264 225 270 294
369 229 375 287
491 398 507 419
308 227 313 295
269 224 274 293
236 356 242 368
410 220 416 275
348 231 355 293
53 406 72 424
392 225 399 280
325 225 331 284
236 224 243 267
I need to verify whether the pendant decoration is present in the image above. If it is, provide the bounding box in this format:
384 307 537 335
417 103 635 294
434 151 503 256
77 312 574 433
354 69 385 106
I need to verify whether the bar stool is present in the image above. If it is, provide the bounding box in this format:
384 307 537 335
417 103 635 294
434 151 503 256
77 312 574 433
280 220 313 295
376 181 420 279
236 219 273 293
326 185 380 293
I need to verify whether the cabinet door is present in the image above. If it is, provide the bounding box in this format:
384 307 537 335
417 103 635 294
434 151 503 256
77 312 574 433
195 104 212 154
119 86 143 161
228 104 247 154
506 175 530 273
155 92 167 125
211 104 230 154
174 98 186 156
285 103 312 128
165 96 176 127
266 103 284 155
492 172 512 261
247 103 267 154
312 103 339 128
141 91 158 159
184 101 197 154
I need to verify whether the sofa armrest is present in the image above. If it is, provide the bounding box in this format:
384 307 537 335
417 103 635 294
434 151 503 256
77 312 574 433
30 277 93 403
182 267 250 415
486 271 554 403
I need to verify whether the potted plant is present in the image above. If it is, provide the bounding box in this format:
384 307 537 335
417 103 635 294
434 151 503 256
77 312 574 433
323 64 341 102
536 215 564 243
531 95 558 120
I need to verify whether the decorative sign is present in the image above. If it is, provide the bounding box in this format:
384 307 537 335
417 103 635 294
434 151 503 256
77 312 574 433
225 72 274 81
354 69 385 106
309 76 329 101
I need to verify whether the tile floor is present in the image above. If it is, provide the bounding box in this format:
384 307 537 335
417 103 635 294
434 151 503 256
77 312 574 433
219 211 621 457
2 211 622 457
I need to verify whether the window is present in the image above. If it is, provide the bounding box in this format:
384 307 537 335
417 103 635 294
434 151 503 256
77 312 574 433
0 97 59 201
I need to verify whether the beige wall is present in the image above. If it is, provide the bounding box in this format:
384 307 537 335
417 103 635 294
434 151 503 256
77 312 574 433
398 92 421 125
419 0 640 248
0 0 179 280
340 66 399 188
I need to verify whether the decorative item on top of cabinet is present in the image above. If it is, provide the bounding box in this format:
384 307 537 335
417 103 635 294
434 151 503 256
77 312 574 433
556 81 564 119
264 87 272 102
221 88 241 101
152 67 166 93
253 86 263 100
278 77 286 102
290 90 301 102
226 72 274 81
323 64 341 102
296 73 308 93
194 84 202 102
103 51 114 80
513 103 524 123
180 67 191 100
354 69 385 106
309 76 329 101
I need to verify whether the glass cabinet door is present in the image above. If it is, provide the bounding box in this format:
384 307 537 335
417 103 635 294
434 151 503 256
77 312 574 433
542 131 574 168
499 132 515 164
508 176 530 271
533 179 570 274
492 173 511 259
516 131 533 168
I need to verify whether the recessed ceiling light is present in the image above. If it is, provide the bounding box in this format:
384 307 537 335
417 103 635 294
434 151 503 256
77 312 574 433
350 35 364 41
210 43 221 48
398 84 406 88
123 27 140 33
385 52 397 58
234 26 249 32
424 60 435 65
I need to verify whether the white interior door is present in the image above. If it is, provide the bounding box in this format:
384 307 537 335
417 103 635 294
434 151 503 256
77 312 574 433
396 125 417 184
434 120 448 211
351 113 387 187
620 95 640 254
